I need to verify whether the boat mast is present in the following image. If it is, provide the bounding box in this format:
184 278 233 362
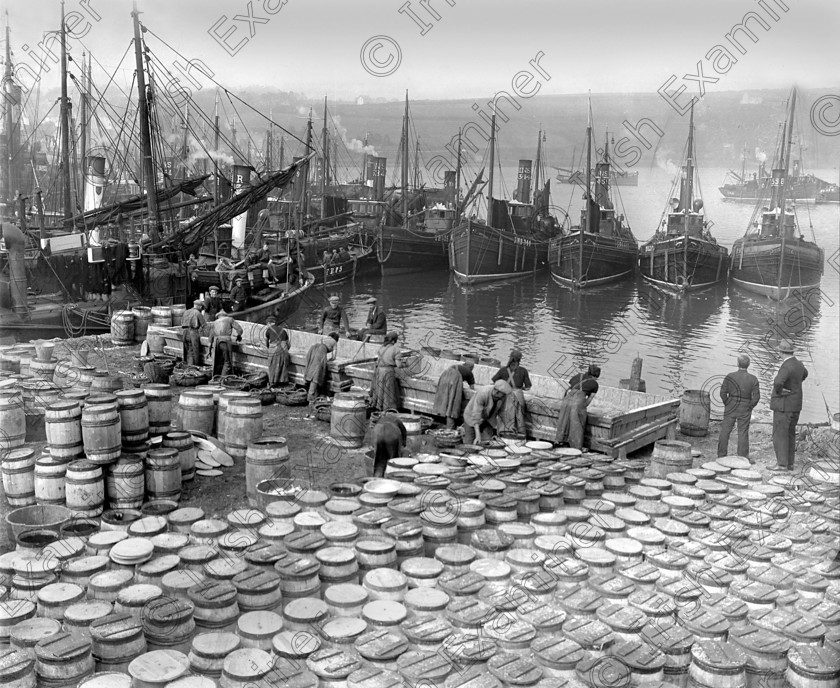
581 98 592 285
487 105 496 225
533 127 542 207
683 102 695 285
179 104 189 220
776 88 797 295
131 1 160 240
79 52 88 199
266 107 273 170
60 1 73 224
401 90 409 228
320 96 328 220
298 113 312 233
2 17 14 216
455 128 462 215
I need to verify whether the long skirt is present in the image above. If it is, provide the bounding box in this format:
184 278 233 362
268 342 290 385
373 418 406 477
555 389 588 449
496 389 527 434
370 365 400 411
433 367 464 419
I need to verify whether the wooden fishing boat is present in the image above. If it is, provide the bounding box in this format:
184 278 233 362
720 160 834 202
550 110 637 289
730 89 825 300
639 105 728 293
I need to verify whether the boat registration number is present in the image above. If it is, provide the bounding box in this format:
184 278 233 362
326 266 344 276
514 237 532 246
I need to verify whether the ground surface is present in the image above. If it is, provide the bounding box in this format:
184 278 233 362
2 336 837 552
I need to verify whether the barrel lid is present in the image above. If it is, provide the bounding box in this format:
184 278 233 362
354 628 409 661
614 508 649 526
204 557 249 580
162 569 205 595
136 554 181 580
355 538 397 555
436 544 477 567
0 648 34 681
728 624 790 658
317 546 357 566
86 531 129 552
128 650 190 683
478 586 519 612
266 500 302 520
487 652 543 686
63 600 113 625
798 598 840 626
12 553 59 577
544 556 589 581
761 609 826 643
671 511 710 529
141 595 194 626
574 547 615 568
604 537 643 557
35 631 91 661
294 511 328 531
400 557 444 580
364 569 408 593
259 521 296 541
306 648 362 678
612 639 667 672
348 666 402 688
272 630 321 659
685 562 733 588
165 677 216 688
238 610 284 639
323 617 368 644
403 616 454 642
188 580 237 606
469 559 511 583
362 600 407 626
677 606 730 637
404 587 450 614
730 579 779 604
191 631 241 658
628 590 676 617
326 498 361 516
787 646 840 677
640 621 693 657
284 531 327 552
222 648 274 680
89 612 143 642
116 583 163 609
109 536 154 564
396 649 453 680
8 616 62 646
244 542 287 567
324 583 369 609
594 603 646 633
438 569 485 596
150 532 190 553
690 640 746 672
283 597 329 624
37 581 85 607
168 507 205 526
484 618 537 646
190 518 229 538
274 553 320 579
470 529 514 552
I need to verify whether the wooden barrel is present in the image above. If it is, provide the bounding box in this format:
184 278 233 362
65 460 105 517
44 400 84 462
177 391 215 436
29 359 58 382
144 384 173 436
224 398 263 460
163 432 196 483
132 307 152 343
245 438 289 506
217 392 250 443
115 390 149 450
170 304 187 321
0 388 25 450
88 372 123 396
128 649 190 688
111 311 135 347
81 398 122 465
34 457 68 506
679 390 711 437
76 367 97 391
330 394 368 449
20 380 61 414
105 454 145 509
650 441 693 480
1 447 37 507
151 307 173 327
33 632 95 686
146 448 182 502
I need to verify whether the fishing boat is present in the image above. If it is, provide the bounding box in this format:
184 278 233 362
556 166 639 187
730 89 824 300
372 94 454 275
549 106 637 289
719 160 835 202
450 116 560 284
638 105 728 293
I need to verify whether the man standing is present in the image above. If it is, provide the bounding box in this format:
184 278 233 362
717 354 760 460
771 339 808 471
181 299 206 366
320 295 351 337
358 297 387 340
210 311 244 376
229 277 248 312
204 285 224 321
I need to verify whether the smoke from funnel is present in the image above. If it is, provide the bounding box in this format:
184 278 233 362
332 115 378 157
755 148 767 163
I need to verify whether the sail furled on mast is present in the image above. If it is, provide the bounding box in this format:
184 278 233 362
150 157 311 253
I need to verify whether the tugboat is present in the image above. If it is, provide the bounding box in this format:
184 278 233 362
730 88 824 300
550 104 637 288
639 105 728 293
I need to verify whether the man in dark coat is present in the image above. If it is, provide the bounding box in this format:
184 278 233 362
229 277 248 312
181 299 206 366
358 297 387 340
372 415 407 478
717 354 760 460
771 339 808 471
204 285 224 321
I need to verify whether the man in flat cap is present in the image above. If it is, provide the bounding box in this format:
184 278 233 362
770 339 808 471
320 294 351 338
229 276 248 312
717 354 760 460
358 296 387 341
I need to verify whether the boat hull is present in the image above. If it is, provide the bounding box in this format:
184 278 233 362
729 237 824 300
373 226 451 275
450 220 546 284
233 274 315 324
719 175 831 202
638 236 728 292
549 233 638 288
0 300 113 340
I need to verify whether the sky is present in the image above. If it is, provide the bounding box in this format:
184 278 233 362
3 0 839 102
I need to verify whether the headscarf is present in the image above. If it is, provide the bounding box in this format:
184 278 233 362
509 348 523 362
384 331 399 344
587 364 602 378
323 337 337 352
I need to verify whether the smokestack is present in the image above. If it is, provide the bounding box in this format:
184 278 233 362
443 171 456 207
371 157 386 202
2 223 28 315
593 160 610 208
515 160 532 203
231 164 251 251
84 156 107 212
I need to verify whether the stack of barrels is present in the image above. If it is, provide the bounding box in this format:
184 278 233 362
176 388 263 462
1 437 838 688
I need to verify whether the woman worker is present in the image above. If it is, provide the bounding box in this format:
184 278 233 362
433 361 476 429
491 348 532 434
462 379 513 444
555 364 601 449
369 331 402 412
304 333 339 403
265 316 290 386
